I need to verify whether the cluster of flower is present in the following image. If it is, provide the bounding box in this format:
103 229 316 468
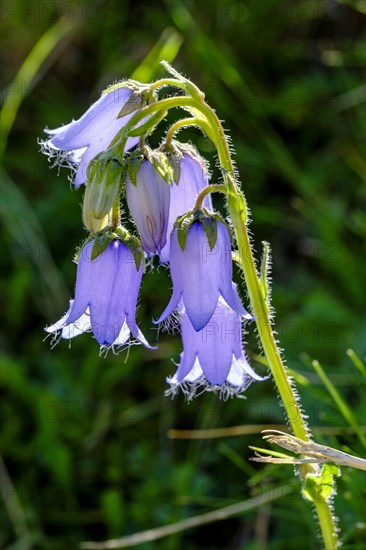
42 84 265 399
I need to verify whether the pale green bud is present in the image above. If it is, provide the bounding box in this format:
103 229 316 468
82 185 109 232
85 156 124 220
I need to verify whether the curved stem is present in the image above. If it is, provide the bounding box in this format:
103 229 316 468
165 117 200 146
150 73 204 101
110 96 197 156
149 77 187 92
194 184 228 209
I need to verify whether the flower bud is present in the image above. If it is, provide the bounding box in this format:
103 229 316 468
84 156 124 220
82 185 109 232
125 151 171 256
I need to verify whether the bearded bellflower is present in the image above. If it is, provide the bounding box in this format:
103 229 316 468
157 213 252 331
167 297 265 399
46 237 152 351
42 86 140 187
159 145 212 263
125 153 171 256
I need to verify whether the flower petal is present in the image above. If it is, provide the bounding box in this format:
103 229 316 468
88 242 131 345
61 308 91 339
220 283 252 319
175 222 221 330
46 88 133 151
45 300 74 333
231 354 267 382
154 287 182 324
45 88 140 186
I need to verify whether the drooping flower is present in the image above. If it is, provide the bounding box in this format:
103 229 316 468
45 237 152 351
166 298 265 400
125 155 171 256
160 147 212 263
42 86 139 187
157 215 251 331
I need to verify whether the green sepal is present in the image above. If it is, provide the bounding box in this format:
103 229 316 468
91 231 115 261
201 216 218 251
127 153 144 186
168 151 181 184
114 227 144 270
104 80 155 100
103 79 143 95
118 92 144 118
302 463 340 504
147 148 173 184
163 140 208 185
162 141 184 184
86 154 101 181
128 109 167 137
176 213 193 252
76 226 144 270
174 207 225 253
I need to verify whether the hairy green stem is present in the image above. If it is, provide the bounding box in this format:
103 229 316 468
194 184 228 209
190 95 340 550
315 500 339 550
111 198 120 229
165 117 200 146
110 96 195 156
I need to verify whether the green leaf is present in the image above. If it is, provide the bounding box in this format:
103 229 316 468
312 359 366 448
132 28 183 82
302 463 340 503
346 349 366 377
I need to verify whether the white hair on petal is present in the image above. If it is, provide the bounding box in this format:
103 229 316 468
99 334 141 358
38 138 82 184
165 374 255 402
43 329 62 350
158 308 181 336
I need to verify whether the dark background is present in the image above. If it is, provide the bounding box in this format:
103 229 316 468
1 1 365 548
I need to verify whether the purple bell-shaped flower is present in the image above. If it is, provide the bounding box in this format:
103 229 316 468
157 217 251 331
46 238 152 351
167 298 265 400
42 87 139 187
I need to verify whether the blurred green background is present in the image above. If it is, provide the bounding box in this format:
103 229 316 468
1 0 365 548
